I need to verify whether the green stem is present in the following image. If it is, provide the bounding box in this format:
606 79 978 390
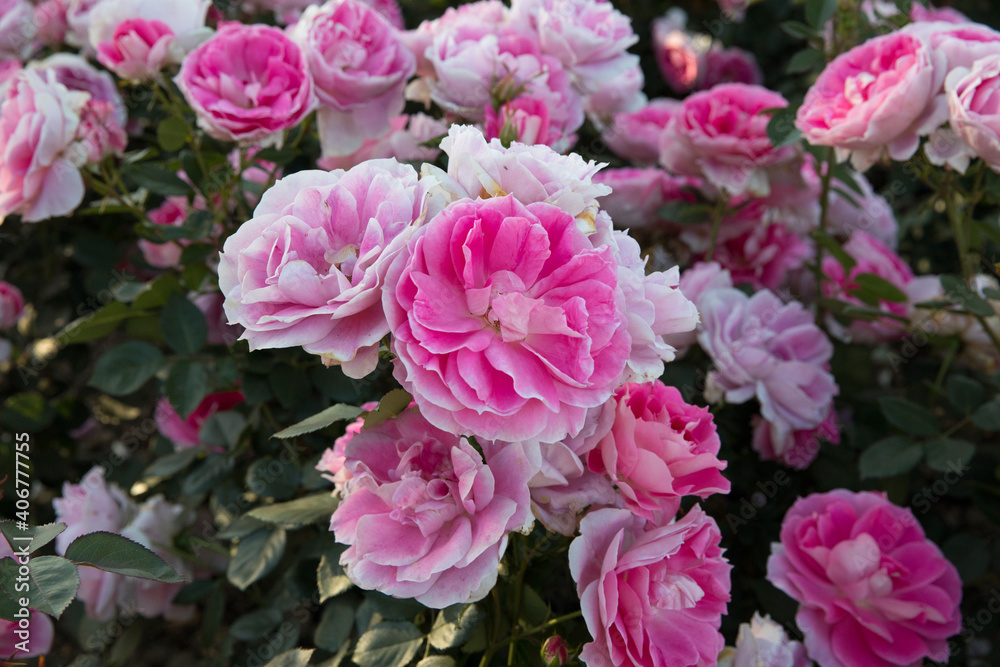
943 172 972 279
705 193 728 263
815 147 836 305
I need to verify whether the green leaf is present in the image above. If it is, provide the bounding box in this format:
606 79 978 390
805 0 837 27
787 48 825 74
132 273 184 311
247 492 339 528
0 522 65 554
2 392 56 432
429 604 486 650
363 389 413 431
269 364 313 409
657 201 713 225
165 360 209 418
182 454 234 494
942 534 990 582
88 341 164 396
199 411 246 450
417 659 457 667
157 117 189 152
878 396 940 437
273 404 365 439
945 375 986 413
972 398 1000 431
57 301 140 344
173 578 215 604
263 649 314 667
831 163 865 196
161 294 207 355
246 456 300 500
780 20 820 39
923 438 976 472
231 608 283 641
0 555 79 619
765 106 801 148
352 621 423 667
812 230 856 272
315 598 354 652
940 274 995 317
227 527 287 590
65 532 185 583
852 273 908 303
143 448 201 478
318 545 353 602
859 436 923 478
123 163 191 196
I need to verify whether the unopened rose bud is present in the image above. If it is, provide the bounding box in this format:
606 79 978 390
541 636 569 666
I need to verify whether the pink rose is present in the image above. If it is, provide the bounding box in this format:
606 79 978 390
156 390 245 450
403 0 510 78
290 0 415 158
821 230 914 342
662 261 734 354
0 0 36 60
796 32 940 171
582 59 645 119
698 288 838 441
752 405 840 469
587 380 730 521
30 53 127 123
910 3 968 23
0 281 24 329
74 99 128 163
826 170 898 249
316 113 446 171
383 194 629 444
96 18 175 80
218 160 423 377
947 54 1000 172
329 408 536 608
484 95 552 147
526 439 616 537
138 196 189 269
717 0 748 21
245 0 402 26
192 291 243 346
34 0 69 46
0 70 86 224
652 9 703 94
660 83 797 197
719 613 809 667
699 46 762 90
603 98 679 165
316 400 380 492
709 217 811 291
175 23 314 146
592 167 694 229
569 506 731 667
767 490 962 667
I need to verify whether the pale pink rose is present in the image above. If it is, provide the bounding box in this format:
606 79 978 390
0 70 86 224
53 467 135 621
587 380 730 521
603 98 679 165
947 54 1000 172
74 99 128 163
755 159 823 235
175 23 314 146
718 613 810 667
402 0 510 78
96 18 175 80
118 495 193 620
524 437 616 537
315 400 380 492
826 170 898 249
192 291 243 346
717 0 748 21
0 60 22 93
592 167 694 228
30 53 127 125
65 0 103 48
796 32 940 172
698 288 838 441
660 83 797 197
384 194 630 444
0 281 24 329
662 261 734 355
822 230 914 342
246 0 403 27
316 113 446 170
510 0 639 97
699 46 762 90
569 505 731 667
0 0 36 60
34 0 69 46
155 390 245 450
767 490 962 667
652 9 703 94
0 539 55 657
752 405 840 469
484 95 552 147
138 196 189 269
429 124 610 231
290 0 415 158
86 0 208 57
582 59 645 119
910 3 968 23
218 160 423 377
329 407 536 608
709 217 811 291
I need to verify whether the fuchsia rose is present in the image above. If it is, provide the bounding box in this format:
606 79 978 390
901 21 1000 73
795 32 940 172
383 194 630 444
175 23 314 146
603 98 679 165
0 70 87 224
329 407 537 608
290 0 415 158
946 54 1000 172
484 96 552 147
219 160 424 378
592 168 695 229
0 281 24 328
96 18 175 80
698 288 838 442
718 613 810 667
569 506 731 667
709 217 811 291
700 47 763 90
138 196 189 269
659 83 796 197
822 231 914 343
652 9 703 94
587 381 730 521
0 540 54 658
767 490 962 667
156 390 245 450
752 405 840 469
